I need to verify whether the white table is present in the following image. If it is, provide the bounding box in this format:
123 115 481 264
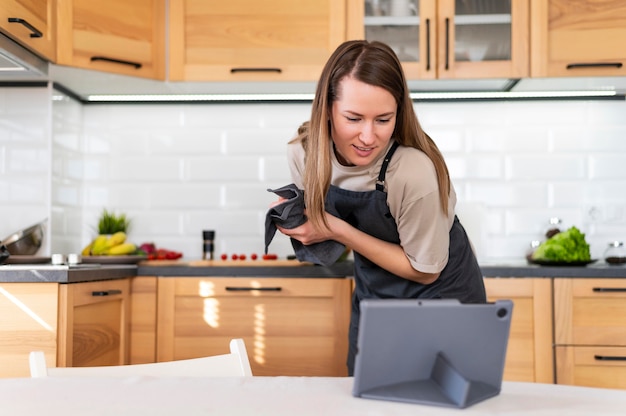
2 376 626 415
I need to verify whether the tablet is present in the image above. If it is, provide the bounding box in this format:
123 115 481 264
352 298 513 409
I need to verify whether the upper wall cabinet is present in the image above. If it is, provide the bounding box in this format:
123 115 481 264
0 0 56 60
55 0 166 80
347 0 529 80
168 0 347 81
530 0 626 77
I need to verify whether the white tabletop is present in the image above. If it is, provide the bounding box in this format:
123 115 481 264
2 376 626 415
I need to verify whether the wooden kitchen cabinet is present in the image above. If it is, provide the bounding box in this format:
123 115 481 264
530 0 626 77
0 278 131 378
156 277 352 376
346 0 529 80
484 277 554 383
0 0 56 60
554 278 626 389
57 278 131 367
129 276 158 364
55 0 166 79
0 282 58 378
168 0 347 81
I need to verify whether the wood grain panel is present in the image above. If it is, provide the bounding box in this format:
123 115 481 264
129 276 157 364
484 277 554 383
0 0 56 60
157 277 351 376
58 279 130 367
56 0 166 79
556 346 626 389
169 0 347 81
531 0 626 76
0 283 58 378
554 278 626 346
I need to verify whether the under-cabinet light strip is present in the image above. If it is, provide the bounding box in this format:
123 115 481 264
85 90 619 103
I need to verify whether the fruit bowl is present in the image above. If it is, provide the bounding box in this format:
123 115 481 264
82 255 146 264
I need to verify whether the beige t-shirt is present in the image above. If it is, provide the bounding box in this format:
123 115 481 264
287 139 456 274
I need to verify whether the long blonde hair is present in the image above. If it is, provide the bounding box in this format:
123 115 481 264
293 40 451 232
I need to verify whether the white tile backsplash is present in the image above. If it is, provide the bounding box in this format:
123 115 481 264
1 86 626 263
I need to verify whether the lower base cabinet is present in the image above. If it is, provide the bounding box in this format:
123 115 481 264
484 277 554 383
554 278 626 389
155 277 352 376
0 282 58 378
57 278 130 368
0 278 130 378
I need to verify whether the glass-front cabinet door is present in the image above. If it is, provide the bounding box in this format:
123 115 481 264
346 0 529 80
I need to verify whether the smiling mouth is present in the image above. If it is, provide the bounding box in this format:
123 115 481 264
353 145 374 151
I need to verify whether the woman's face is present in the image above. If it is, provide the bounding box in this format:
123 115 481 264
330 76 397 167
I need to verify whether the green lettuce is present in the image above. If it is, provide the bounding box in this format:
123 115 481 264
532 226 591 262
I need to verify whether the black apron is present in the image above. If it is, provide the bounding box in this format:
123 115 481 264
324 142 487 375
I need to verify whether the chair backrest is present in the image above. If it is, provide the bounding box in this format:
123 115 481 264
30 338 253 378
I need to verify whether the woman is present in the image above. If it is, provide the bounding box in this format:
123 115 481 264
276 40 486 375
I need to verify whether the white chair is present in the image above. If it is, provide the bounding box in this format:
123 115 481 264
30 338 253 378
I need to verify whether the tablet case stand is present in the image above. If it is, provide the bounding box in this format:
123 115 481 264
352 299 513 409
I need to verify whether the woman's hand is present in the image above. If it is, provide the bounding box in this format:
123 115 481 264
269 197 287 208
276 211 337 245
276 212 440 285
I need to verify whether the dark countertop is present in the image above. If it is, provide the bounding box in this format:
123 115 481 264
0 264 137 283
480 261 626 278
1 260 625 283
137 260 355 278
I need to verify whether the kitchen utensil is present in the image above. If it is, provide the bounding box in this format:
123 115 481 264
388 0 416 17
0 244 10 264
1 220 45 255
202 230 215 260
67 253 82 265
604 241 626 265
51 254 66 265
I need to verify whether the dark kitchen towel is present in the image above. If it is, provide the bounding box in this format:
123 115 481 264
265 183 346 266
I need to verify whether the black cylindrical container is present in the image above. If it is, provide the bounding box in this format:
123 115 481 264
202 230 215 260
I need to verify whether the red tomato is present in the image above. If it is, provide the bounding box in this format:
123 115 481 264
239 254 246 260
250 253 258 260
221 253 228 260
231 254 239 260
262 254 278 260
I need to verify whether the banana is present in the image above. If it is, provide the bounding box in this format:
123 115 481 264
104 231 127 249
81 240 94 256
106 242 137 255
90 235 109 255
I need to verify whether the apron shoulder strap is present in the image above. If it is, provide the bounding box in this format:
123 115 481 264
376 141 400 191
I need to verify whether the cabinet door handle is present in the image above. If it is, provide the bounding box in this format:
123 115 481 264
92 290 122 296
7 17 43 38
230 68 282 74
592 287 626 293
425 18 431 71
594 355 626 361
225 286 282 292
566 62 623 70
444 18 450 70
91 56 142 69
